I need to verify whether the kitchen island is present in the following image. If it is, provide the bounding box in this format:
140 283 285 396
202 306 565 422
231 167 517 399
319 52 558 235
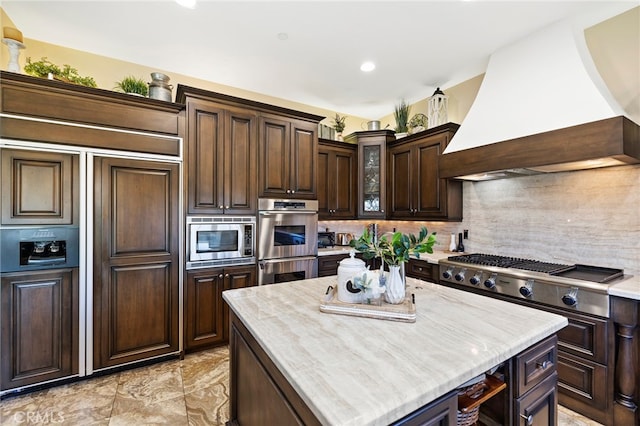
222 276 568 425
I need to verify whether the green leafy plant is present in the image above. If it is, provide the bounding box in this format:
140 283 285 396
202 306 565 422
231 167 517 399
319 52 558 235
394 99 411 133
24 57 97 88
350 226 437 266
114 76 149 96
331 113 347 133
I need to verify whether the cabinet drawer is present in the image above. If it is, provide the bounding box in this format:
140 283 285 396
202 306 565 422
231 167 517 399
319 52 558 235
516 335 557 397
556 311 608 364
557 350 609 421
406 259 438 282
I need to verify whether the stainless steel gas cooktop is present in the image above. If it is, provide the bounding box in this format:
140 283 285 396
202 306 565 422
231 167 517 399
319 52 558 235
438 253 626 317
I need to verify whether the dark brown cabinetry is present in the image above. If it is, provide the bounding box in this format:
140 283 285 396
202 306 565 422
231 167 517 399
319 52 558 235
184 99 258 215
1 268 78 391
93 156 180 370
406 259 439 283
318 139 357 219
611 296 639 426
1 149 79 225
185 265 256 351
259 115 318 199
387 124 462 221
345 130 395 219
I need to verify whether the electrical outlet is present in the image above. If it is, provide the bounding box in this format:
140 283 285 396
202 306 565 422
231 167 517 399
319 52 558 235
463 229 469 239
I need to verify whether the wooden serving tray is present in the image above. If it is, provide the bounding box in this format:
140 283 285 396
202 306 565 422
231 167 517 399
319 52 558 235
319 285 416 323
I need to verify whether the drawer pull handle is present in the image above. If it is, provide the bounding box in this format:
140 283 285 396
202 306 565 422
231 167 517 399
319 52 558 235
537 360 549 369
520 413 533 425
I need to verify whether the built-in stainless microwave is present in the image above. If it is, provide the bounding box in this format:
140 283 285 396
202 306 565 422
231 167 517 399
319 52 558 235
186 216 255 269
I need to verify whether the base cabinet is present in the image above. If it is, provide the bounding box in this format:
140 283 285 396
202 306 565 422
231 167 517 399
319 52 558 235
185 265 256 352
406 259 439 283
1 268 78 391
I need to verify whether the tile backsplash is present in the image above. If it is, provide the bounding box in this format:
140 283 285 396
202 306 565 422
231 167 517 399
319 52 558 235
320 164 640 276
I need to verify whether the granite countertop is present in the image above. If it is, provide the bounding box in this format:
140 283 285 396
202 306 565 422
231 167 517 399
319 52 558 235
609 275 640 300
223 276 567 425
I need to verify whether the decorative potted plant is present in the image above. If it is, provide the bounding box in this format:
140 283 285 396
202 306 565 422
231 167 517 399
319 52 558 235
350 226 437 304
24 57 97 87
331 113 347 141
393 99 411 138
408 113 428 134
114 76 149 97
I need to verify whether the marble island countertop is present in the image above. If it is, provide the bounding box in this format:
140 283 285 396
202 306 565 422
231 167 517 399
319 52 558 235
223 276 568 425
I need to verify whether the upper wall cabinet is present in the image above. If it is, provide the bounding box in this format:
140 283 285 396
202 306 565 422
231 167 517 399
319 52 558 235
318 139 357 220
176 85 323 203
345 130 396 219
387 123 462 221
0 71 183 156
258 114 318 200
183 99 258 215
1 149 79 225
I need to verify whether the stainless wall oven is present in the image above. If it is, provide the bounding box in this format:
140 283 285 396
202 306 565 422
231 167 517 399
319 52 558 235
186 216 255 269
257 199 318 285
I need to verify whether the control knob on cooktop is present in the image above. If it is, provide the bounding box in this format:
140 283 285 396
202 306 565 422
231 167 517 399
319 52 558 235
484 274 497 289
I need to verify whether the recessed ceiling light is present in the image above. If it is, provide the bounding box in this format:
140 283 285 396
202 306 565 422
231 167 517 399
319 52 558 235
175 0 196 9
277 33 289 41
360 62 375 72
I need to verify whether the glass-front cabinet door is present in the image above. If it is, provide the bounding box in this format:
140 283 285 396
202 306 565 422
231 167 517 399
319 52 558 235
347 130 395 219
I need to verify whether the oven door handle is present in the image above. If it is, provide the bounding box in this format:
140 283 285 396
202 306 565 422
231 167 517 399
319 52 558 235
259 211 317 216
259 256 318 269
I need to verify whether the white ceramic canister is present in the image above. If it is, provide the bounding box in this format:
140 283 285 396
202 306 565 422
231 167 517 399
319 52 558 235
336 251 367 303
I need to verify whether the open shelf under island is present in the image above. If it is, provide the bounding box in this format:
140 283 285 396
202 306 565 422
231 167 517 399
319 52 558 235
222 277 568 425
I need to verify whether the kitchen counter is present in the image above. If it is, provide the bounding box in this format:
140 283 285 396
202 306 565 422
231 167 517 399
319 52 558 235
318 247 452 264
609 275 640 300
223 276 567 425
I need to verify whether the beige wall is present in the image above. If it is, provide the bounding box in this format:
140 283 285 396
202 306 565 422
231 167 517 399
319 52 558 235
2 6 637 135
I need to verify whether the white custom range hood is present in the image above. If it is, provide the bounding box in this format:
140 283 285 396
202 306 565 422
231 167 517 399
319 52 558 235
440 15 640 181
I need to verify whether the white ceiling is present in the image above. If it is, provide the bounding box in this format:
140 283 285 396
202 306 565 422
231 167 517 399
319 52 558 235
2 1 636 119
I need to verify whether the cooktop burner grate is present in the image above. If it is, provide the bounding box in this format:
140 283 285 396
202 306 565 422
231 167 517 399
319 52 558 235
447 254 571 273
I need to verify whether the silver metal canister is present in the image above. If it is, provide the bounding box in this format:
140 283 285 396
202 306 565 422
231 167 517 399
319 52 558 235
148 72 173 102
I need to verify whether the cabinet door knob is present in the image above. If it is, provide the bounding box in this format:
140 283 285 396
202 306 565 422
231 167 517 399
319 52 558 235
536 360 549 369
219 205 224 209
218 274 224 279
225 273 229 278
225 206 230 209
291 190 295 194
520 414 533 425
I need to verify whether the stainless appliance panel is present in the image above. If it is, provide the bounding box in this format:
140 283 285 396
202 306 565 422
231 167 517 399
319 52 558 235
258 199 318 260
258 256 318 285
0 226 79 273
186 216 255 269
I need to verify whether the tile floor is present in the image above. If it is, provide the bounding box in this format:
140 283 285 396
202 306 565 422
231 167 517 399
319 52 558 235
0 346 602 425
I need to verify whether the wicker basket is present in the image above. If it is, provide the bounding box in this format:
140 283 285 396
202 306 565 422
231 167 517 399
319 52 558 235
456 380 487 426
456 406 480 426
